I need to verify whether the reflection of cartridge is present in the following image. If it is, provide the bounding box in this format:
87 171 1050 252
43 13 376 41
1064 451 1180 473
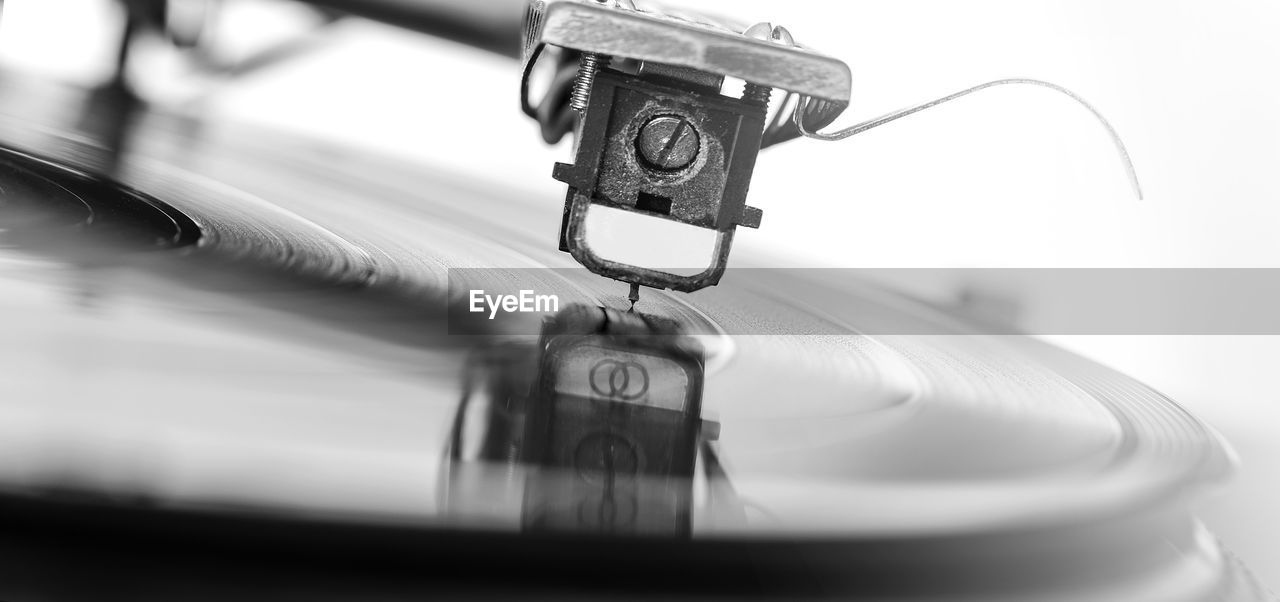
521 329 704 536
442 305 716 537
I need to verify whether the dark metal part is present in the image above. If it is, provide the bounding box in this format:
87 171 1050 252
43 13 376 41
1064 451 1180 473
553 68 766 293
742 83 773 109
636 116 700 172
554 68 766 232
627 283 641 310
521 3 852 293
570 52 606 113
636 62 725 94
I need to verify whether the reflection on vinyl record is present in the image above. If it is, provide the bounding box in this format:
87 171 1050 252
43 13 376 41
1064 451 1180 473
0 30 1269 602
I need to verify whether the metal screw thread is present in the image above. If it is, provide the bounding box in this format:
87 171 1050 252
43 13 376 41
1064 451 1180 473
743 83 773 110
570 53 605 113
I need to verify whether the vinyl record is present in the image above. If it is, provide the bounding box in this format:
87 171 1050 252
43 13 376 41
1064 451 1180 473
0 73 1264 601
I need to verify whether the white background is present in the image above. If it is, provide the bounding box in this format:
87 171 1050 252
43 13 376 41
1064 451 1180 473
2 0 1277 583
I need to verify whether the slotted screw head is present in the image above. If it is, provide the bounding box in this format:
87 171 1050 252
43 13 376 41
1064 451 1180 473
637 115 700 171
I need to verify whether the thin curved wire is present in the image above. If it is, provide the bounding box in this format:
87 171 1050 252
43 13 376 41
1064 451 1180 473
794 78 1143 199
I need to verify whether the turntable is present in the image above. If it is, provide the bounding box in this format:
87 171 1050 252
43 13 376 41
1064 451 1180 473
0 0 1270 600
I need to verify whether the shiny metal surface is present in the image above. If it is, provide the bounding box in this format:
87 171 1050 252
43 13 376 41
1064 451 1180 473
635 115 700 172
533 0 852 104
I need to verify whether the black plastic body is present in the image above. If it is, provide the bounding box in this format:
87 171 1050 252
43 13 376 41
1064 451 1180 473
552 68 766 292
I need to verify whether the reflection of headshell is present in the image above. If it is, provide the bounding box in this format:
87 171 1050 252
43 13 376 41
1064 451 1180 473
542 304 696 340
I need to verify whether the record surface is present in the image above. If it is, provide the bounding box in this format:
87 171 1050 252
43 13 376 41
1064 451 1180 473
0 73 1264 600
